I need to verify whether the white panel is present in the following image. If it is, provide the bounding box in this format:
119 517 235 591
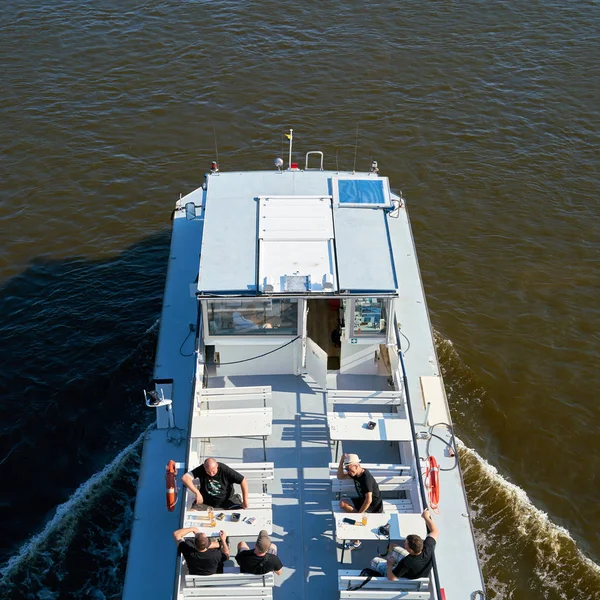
259 196 333 240
258 196 337 293
305 338 328 390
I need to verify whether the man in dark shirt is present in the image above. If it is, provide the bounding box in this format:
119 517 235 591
387 508 439 580
236 530 283 575
182 457 249 509
173 527 230 576
337 453 383 514
337 453 383 550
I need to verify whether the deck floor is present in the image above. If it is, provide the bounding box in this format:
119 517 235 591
198 373 398 599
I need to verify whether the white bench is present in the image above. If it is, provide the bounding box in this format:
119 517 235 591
339 570 429 599
227 462 275 493
331 499 415 515
328 390 404 407
197 386 272 409
190 407 272 461
329 463 414 496
186 492 272 511
184 572 274 598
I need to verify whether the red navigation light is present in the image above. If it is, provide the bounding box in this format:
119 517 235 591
291 162 299 169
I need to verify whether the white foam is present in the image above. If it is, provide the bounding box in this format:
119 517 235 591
0 428 148 578
456 438 600 576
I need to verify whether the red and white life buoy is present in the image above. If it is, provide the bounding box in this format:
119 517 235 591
166 460 178 512
425 455 440 513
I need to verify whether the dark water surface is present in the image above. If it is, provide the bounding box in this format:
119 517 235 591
1 1 599 598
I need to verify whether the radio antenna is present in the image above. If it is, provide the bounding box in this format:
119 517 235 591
336 148 339 173
353 122 359 173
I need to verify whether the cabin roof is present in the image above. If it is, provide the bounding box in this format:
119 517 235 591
197 170 398 295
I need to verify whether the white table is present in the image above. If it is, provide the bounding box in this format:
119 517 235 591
326 411 412 460
183 508 273 537
190 407 273 460
333 511 427 562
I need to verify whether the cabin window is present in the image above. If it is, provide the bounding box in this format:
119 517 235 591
207 299 298 336
351 298 387 336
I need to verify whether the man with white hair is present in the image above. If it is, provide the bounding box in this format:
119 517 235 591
337 453 383 549
182 457 249 509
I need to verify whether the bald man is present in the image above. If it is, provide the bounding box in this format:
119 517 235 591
173 527 230 576
182 458 249 509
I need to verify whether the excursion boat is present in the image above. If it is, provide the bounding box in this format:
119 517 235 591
122 133 486 600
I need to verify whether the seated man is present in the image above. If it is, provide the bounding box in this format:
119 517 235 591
337 453 383 550
173 527 230 576
182 458 249 509
371 508 439 579
236 530 283 575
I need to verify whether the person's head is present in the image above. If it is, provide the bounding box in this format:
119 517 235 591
405 534 424 555
194 532 210 552
204 458 219 477
255 535 272 555
343 454 362 477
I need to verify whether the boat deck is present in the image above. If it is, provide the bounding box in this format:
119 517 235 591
190 373 403 598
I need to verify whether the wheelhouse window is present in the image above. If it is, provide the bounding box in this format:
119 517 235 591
207 299 298 336
351 298 387 336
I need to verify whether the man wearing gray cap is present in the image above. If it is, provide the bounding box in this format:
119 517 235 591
337 453 383 549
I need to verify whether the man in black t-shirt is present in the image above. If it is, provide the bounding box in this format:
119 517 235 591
173 527 230 576
337 453 383 550
236 530 283 575
387 508 439 580
337 453 383 514
182 457 249 509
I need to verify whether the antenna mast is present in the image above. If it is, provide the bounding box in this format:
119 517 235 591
213 126 220 171
353 122 359 173
287 129 293 169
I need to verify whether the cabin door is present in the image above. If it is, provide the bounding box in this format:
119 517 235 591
305 338 328 390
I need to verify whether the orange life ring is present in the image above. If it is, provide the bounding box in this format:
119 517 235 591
425 455 440 512
166 460 178 512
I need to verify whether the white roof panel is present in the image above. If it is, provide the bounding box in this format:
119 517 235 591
258 196 337 293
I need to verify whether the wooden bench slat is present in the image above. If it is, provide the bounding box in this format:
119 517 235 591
331 500 415 514
329 463 412 473
338 572 430 599
226 463 275 481
183 591 272 598
185 573 274 587
327 390 402 398
200 386 272 396
333 481 413 493
186 492 272 510
339 592 429 599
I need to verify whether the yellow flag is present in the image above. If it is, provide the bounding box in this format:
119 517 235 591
285 133 292 140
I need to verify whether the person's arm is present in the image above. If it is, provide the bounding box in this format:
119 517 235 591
173 526 200 544
240 477 249 509
386 555 399 581
337 454 350 480
219 530 230 558
422 508 439 540
358 492 372 513
182 472 203 505
273 556 284 576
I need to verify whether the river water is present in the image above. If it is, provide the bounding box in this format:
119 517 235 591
1 1 599 598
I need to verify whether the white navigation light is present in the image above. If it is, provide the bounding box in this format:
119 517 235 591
274 157 284 170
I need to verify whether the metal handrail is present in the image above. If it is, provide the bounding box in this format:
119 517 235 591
305 150 324 170
394 319 444 600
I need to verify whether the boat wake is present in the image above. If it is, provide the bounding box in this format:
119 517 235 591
434 331 600 600
0 430 147 599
